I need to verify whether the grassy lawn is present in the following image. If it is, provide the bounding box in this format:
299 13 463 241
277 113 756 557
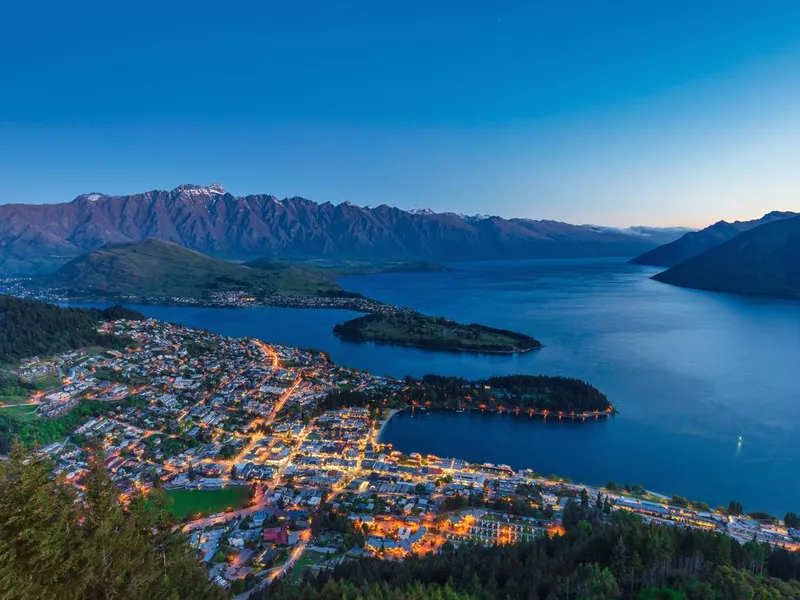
33 375 63 391
0 404 39 421
161 487 251 520
0 367 38 405
0 395 33 406
286 550 328 586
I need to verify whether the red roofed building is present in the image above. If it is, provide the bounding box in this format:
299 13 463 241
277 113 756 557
263 525 288 545
105 456 125 472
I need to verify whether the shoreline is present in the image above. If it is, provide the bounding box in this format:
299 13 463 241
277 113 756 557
3 305 790 520
375 408 402 442
391 405 616 422
0 284 403 315
461 405 617 419
335 334 542 355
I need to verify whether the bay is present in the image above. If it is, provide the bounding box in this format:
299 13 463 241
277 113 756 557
100 258 800 514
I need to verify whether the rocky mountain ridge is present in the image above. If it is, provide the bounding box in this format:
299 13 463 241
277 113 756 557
0 183 682 275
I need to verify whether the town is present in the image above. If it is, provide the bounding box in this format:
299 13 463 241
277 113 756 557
0 277 406 314
3 317 798 597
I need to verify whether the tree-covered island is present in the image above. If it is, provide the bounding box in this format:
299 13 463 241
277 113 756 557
333 312 542 354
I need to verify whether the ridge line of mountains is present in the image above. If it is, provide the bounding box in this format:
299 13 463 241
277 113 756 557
0 183 688 276
1 183 797 301
629 210 797 267
649 213 800 299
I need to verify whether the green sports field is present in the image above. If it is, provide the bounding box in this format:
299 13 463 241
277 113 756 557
162 487 251 519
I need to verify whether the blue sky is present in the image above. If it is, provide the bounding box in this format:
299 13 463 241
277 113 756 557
1 0 799 226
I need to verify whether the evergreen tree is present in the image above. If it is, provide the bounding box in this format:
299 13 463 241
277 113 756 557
0 444 224 600
0 441 80 598
610 536 628 581
580 488 590 511
728 500 743 516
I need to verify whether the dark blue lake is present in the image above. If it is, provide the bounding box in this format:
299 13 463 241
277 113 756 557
109 258 800 514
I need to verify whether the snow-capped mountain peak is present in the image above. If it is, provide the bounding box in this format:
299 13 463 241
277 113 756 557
172 183 227 197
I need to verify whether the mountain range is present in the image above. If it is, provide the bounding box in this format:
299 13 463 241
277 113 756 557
630 211 797 267
652 215 800 300
0 184 687 275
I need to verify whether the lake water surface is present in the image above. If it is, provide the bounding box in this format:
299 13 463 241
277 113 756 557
119 258 800 514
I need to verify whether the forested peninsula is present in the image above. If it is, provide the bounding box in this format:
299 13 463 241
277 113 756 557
324 374 614 416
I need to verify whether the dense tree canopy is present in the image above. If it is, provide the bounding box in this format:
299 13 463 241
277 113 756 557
320 373 612 417
0 371 33 398
0 295 141 362
401 374 613 413
0 443 224 600
333 312 541 353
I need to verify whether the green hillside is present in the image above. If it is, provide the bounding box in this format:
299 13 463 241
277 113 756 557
243 257 362 297
42 239 347 300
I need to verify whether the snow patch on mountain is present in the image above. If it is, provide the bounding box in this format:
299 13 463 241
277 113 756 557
172 183 227 197
457 213 496 222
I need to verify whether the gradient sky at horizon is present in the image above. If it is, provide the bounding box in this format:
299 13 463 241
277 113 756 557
1 0 799 227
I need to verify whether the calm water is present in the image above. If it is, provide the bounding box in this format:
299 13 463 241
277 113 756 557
109 258 800 514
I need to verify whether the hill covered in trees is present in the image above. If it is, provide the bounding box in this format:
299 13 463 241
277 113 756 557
0 444 223 600
0 295 141 362
653 215 800 300
333 312 542 354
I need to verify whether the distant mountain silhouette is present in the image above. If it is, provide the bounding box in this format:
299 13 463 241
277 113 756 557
0 184 683 275
652 215 800 300
630 211 797 267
